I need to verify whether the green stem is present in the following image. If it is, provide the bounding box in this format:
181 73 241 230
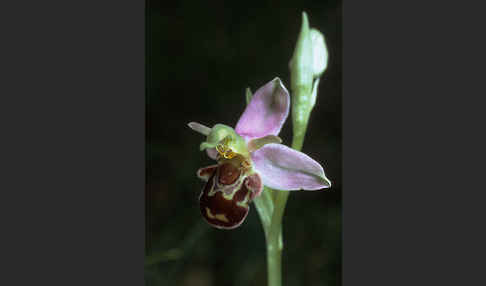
266 230 282 286
262 11 320 285
265 129 306 286
266 191 288 286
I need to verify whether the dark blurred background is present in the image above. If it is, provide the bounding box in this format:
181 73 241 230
146 1 341 285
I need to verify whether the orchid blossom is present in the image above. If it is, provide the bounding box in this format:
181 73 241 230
189 77 331 229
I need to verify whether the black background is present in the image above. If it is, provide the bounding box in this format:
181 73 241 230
147 1 342 285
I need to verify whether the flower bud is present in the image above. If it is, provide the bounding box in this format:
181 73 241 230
289 12 329 89
289 12 329 150
310 28 328 79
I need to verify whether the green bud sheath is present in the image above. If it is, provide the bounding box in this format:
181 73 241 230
289 12 329 150
289 12 313 150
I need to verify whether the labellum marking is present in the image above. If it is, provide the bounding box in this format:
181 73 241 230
205 207 230 222
236 190 252 208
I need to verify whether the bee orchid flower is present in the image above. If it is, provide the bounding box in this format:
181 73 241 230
189 78 331 229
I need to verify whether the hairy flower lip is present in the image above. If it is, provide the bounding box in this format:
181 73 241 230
198 170 250 230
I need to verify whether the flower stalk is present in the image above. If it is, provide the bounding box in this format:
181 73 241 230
255 11 329 286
